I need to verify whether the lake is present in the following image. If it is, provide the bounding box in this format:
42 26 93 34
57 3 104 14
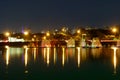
0 46 120 80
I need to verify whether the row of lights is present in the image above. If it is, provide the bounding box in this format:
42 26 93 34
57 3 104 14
4 31 29 37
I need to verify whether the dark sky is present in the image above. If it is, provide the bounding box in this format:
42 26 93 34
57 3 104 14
0 0 120 32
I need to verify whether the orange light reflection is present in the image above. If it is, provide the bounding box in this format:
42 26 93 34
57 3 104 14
62 47 65 67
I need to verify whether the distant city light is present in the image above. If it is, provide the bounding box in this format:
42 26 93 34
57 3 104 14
46 32 50 36
24 31 29 35
112 28 117 33
43 36 46 40
5 32 10 37
77 29 80 34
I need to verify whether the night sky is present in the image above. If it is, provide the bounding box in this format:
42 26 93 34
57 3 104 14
0 0 120 32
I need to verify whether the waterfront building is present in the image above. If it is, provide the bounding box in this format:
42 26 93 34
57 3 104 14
66 37 75 47
90 37 102 48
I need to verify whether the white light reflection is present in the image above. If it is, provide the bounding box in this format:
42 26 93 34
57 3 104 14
62 47 65 67
5 46 9 66
112 47 117 74
77 47 80 68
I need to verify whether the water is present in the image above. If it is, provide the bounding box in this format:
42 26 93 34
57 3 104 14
0 46 120 80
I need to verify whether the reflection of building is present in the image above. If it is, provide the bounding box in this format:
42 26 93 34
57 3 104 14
41 40 51 47
42 47 51 66
91 48 102 58
9 47 24 54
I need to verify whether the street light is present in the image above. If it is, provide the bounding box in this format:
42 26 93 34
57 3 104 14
4 32 10 42
77 29 80 34
5 32 10 37
24 31 29 36
46 32 50 36
23 31 29 42
112 28 117 33
112 27 118 38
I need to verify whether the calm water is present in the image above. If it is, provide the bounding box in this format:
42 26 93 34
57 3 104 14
0 46 120 80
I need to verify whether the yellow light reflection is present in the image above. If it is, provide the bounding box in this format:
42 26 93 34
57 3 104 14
81 48 87 61
112 47 117 74
47 47 50 66
54 48 57 65
62 47 65 67
25 47 28 67
43 48 46 62
91 48 101 59
33 48 36 61
77 47 80 68
5 46 9 66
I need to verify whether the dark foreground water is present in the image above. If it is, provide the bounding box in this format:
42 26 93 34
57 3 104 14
0 46 120 80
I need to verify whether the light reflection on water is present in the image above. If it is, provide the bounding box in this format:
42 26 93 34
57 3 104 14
5 46 9 66
4 47 118 68
77 47 80 67
24 46 28 67
1 46 120 79
62 47 65 66
53 48 57 65
112 47 117 74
